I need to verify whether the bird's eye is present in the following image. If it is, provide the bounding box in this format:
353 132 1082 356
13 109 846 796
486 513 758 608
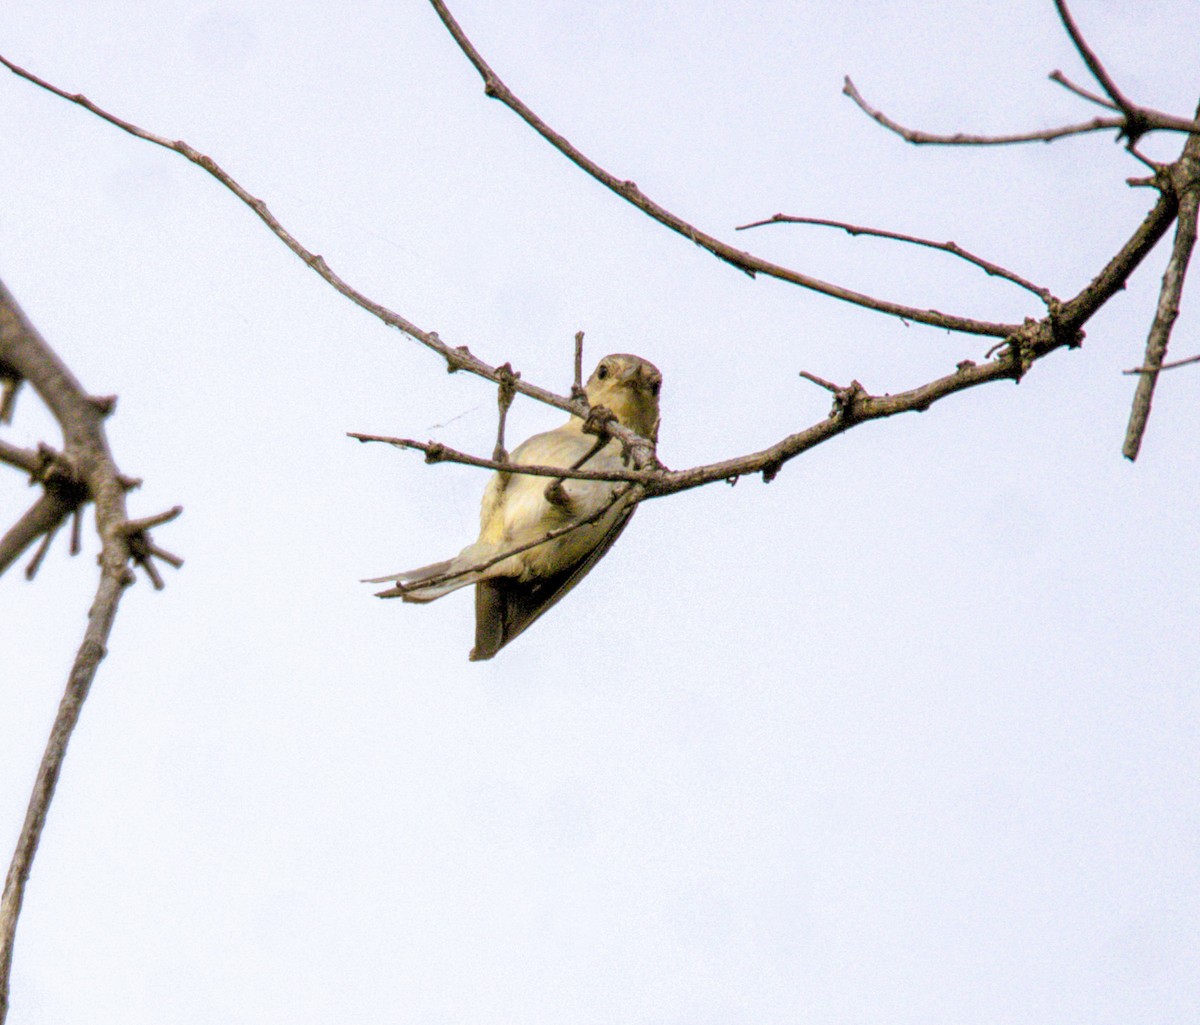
649 381 661 397
596 364 609 380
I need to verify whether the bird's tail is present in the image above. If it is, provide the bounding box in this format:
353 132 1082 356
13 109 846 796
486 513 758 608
365 550 489 603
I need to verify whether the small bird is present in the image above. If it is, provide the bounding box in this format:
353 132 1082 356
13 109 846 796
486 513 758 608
373 354 662 661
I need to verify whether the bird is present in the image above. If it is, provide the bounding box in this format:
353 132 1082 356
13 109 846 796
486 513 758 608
371 353 662 661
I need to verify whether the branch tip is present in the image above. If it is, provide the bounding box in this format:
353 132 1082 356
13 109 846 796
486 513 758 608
88 394 117 416
120 505 183 536
0 374 20 423
23 523 58 580
799 370 841 394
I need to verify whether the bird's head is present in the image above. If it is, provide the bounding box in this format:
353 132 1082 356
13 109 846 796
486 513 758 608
584 354 662 443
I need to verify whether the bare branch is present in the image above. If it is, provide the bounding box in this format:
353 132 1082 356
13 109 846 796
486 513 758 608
424 1 1017 338
1122 162 1200 459
843 76 1123 146
1 564 131 1024
0 279 181 1019
737 214 1055 303
645 355 1027 496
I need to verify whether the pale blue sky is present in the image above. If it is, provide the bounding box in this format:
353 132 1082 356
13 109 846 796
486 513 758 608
2 2 1198 1023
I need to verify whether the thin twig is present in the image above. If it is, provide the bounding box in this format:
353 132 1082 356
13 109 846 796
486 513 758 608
1127 146 1167 175
69 507 82 556
22 519 59 580
1048 70 1119 111
119 505 184 536
425 1 1018 339
843 76 1124 145
845 73 1199 148
349 432 655 483
738 214 1054 302
798 371 842 394
572 332 585 401
1123 352 1200 375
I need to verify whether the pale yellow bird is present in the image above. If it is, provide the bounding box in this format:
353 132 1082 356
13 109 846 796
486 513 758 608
374 354 662 661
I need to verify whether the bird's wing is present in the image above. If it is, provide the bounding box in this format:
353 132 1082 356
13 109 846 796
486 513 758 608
469 500 637 661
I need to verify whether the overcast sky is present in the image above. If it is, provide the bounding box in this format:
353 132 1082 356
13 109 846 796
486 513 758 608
2 2 1198 1023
